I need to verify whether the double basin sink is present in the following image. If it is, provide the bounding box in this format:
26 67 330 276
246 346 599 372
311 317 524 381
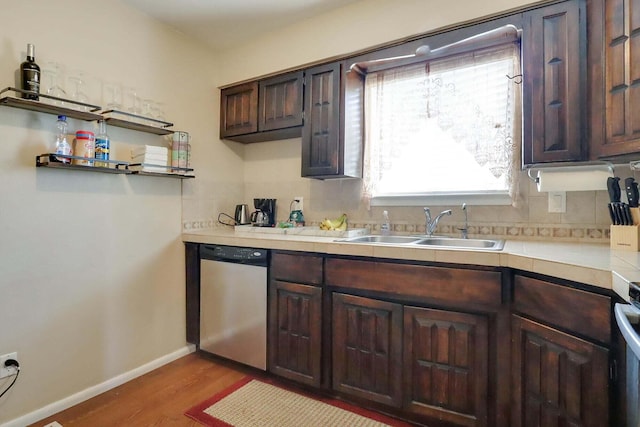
336 235 505 251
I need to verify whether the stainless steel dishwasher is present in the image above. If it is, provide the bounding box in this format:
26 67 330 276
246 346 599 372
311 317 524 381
199 244 268 370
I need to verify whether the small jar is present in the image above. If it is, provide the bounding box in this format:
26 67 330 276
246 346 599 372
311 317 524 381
73 130 95 166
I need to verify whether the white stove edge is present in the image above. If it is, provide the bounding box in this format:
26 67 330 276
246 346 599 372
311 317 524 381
613 270 639 302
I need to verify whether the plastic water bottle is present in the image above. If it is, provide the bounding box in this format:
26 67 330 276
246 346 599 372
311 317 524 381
54 115 71 163
94 120 110 167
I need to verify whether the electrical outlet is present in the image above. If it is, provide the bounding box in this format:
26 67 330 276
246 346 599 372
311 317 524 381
294 196 303 212
0 352 18 379
548 191 566 213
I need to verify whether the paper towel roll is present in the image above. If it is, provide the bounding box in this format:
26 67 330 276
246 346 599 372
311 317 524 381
536 167 613 192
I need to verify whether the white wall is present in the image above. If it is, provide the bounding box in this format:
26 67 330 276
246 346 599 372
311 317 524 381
217 0 535 85
0 0 243 424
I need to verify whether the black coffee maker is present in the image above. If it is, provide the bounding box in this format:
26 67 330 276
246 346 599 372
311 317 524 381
252 198 276 227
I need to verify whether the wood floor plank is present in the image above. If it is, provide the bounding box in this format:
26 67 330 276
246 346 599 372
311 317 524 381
29 353 249 427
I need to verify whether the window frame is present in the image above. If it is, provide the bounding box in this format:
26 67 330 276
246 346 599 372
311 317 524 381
345 17 524 206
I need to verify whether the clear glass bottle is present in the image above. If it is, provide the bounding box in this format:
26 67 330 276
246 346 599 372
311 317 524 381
381 210 391 235
20 43 40 100
54 115 71 163
94 120 110 167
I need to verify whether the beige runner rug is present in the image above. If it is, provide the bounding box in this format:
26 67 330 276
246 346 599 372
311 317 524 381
185 376 413 427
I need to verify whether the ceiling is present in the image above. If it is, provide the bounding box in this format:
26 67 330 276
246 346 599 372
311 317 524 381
122 0 361 51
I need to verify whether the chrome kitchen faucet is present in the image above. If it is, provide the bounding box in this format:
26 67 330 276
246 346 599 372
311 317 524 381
459 203 468 239
424 207 452 237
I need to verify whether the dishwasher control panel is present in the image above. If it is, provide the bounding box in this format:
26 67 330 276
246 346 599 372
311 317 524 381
200 244 268 265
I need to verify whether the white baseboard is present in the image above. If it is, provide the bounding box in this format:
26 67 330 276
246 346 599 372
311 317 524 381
1 344 196 427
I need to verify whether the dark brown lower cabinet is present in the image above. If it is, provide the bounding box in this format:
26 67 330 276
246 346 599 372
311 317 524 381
332 292 403 408
511 315 609 427
268 280 322 387
259 252 616 427
404 306 489 427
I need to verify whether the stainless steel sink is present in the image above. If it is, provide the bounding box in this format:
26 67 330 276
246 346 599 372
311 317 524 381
336 235 504 251
337 235 423 244
413 237 504 250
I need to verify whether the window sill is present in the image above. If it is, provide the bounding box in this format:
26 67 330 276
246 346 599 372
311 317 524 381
370 191 512 207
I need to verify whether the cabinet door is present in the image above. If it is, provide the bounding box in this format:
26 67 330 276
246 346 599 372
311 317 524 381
220 82 258 138
259 71 303 132
332 293 403 407
511 315 609 427
594 0 640 157
404 306 489 427
302 62 341 177
268 280 322 387
522 0 586 164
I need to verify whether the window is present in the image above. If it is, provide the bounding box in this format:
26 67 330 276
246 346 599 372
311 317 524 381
359 26 521 206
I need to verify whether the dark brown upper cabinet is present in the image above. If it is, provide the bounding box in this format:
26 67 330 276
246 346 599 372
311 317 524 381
220 81 258 138
589 0 640 158
220 71 304 143
522 0 587 165
301 62 364 179
259 71 304 132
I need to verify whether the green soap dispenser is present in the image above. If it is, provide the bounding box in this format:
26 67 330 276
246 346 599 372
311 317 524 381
288 199 305 226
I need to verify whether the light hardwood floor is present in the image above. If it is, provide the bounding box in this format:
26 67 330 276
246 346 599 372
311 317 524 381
30 352 250 426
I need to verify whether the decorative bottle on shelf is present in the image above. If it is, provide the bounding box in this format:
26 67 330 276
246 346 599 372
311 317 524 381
54 115 71 163
20 43 40 100
94 120 110 167
381 210 391 235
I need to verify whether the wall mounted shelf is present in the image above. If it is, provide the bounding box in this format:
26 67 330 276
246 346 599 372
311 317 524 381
36 154 195 179
1 87 102 121
6 87 195 178
129 163 195 178
36 153 131 174
102 109 173 135
0 87 174 135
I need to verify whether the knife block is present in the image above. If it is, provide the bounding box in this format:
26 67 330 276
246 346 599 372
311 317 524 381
631 207 640 225
610 225 640 251
611 207 640 251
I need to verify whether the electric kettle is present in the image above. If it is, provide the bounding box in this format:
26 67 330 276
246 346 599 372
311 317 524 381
234 204 250 225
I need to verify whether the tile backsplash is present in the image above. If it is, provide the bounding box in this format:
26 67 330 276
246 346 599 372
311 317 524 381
184 139 621 244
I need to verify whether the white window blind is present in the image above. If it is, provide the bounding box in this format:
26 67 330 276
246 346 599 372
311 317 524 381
362 41 521 205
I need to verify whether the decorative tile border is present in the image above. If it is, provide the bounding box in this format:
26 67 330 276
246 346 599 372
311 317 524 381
185 219 611 243
342 221 610 243
183 219 216 231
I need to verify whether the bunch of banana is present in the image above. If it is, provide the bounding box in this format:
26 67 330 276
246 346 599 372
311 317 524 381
320 213 348 231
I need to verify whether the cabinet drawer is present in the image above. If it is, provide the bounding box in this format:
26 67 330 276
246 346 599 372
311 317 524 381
271 252 323 285
513 275 611 344
325 258 502 308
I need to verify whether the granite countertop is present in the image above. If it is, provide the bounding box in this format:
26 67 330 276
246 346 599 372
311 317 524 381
182 228 640 301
